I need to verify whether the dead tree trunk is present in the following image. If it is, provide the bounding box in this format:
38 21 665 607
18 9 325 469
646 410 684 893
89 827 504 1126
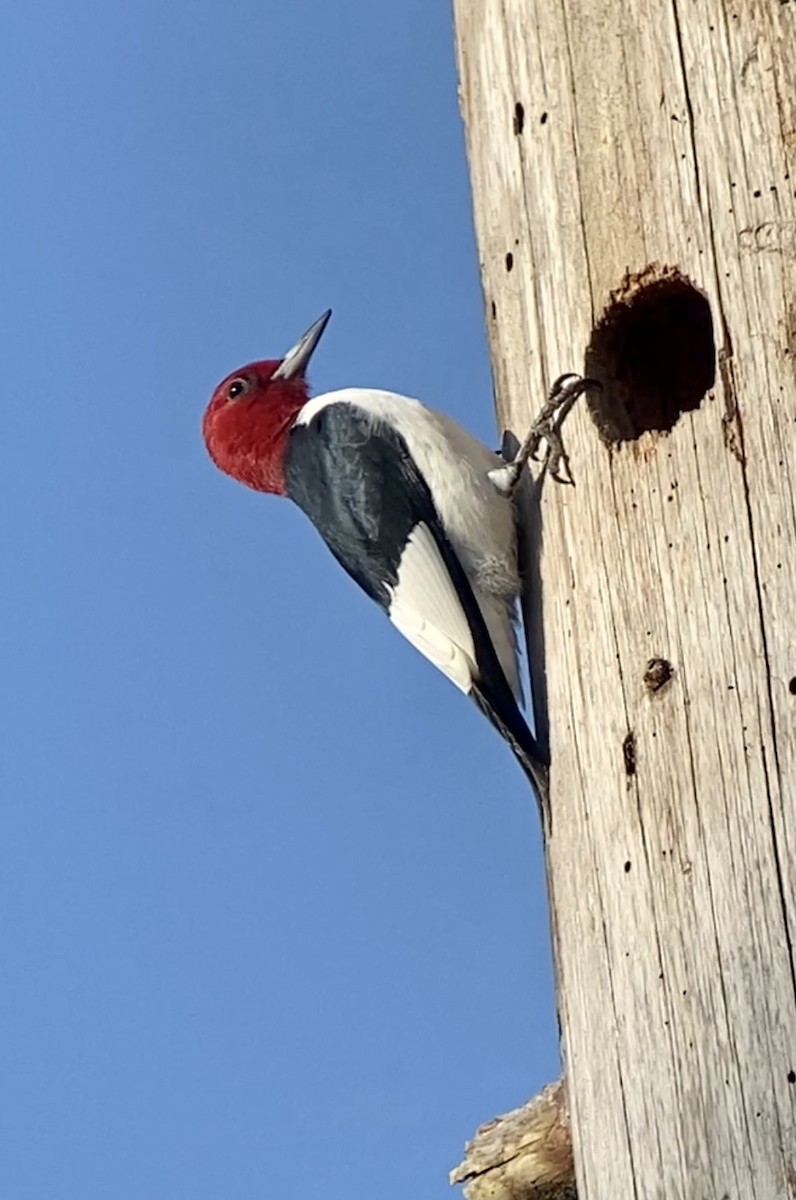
451 2 796 1197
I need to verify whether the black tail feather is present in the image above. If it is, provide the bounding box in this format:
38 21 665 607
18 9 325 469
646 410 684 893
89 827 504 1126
472 684 549 813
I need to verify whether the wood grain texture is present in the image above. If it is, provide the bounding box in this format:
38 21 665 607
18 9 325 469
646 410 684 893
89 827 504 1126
450 1079 575 1200
452 1 796 1197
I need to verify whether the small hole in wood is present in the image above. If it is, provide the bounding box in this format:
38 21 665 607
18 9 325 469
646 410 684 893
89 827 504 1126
644 657 674 693
622 731 637 776
513 102 525 134
505 252 514 272
788 1070 796 1084
624 860 632 873
789 677 796 695
585 265 715 443
540 111 548 124
491 300 497 320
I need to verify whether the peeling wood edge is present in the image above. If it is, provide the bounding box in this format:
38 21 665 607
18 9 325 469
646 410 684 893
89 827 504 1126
450 1078 576 1200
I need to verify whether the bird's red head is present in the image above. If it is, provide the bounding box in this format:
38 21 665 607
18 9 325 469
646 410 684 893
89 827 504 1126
202 310 331 495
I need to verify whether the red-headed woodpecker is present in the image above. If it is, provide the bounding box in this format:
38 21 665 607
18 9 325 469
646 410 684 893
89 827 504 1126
203 311 590 805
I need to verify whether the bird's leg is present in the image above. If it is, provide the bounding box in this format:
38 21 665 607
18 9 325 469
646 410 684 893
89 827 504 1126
517 373 597 484
488 374 600 493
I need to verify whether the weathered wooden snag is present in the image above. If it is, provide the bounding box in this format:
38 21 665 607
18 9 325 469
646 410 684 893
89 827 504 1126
451 2 796 1197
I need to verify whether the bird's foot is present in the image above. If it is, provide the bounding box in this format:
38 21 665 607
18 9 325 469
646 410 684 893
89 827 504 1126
488 374 600 493
521 373 599 484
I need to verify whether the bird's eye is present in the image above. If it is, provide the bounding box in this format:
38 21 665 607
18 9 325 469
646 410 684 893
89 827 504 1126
227 377 251 400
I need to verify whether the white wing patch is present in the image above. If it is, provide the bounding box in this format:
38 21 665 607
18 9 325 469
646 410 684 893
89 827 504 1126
387 523 477 695
297 389 522 700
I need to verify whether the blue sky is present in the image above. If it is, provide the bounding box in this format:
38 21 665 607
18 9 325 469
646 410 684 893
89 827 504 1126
1 2 558 1195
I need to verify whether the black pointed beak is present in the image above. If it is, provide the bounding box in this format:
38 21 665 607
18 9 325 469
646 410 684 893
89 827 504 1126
272 310 332 380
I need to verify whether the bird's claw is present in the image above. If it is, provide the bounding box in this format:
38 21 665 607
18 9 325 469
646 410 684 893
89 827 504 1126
492 373 601 493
